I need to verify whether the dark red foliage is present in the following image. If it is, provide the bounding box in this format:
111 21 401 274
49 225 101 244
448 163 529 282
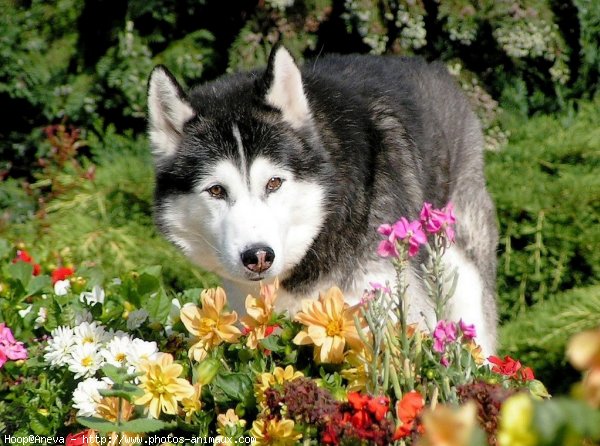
457 380 517 446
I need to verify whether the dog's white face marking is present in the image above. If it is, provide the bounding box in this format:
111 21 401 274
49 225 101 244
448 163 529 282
161 152 326 286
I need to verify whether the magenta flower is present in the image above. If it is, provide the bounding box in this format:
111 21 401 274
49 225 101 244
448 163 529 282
433 320 457 353
0 323 28 368
459 319 477 341
377 239 399 258
392 217 427 257
420 202 456 242
369 282 391 294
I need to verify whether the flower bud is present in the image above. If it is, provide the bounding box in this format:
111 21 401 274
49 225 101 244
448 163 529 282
194 358 221 385
528 379 551 400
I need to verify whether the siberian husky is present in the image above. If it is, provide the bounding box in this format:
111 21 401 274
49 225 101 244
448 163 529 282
147 44 499 355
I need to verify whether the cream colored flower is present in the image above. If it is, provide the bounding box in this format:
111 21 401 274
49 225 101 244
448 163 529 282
180 287 241 361
96 397 142 446
417 402 478 446
216 409 246 442
134 353 195 419
293 287 363 363
255 365 304 408
250 418 302 445
181 383 202 422
241 281 279 349
567 327 600 408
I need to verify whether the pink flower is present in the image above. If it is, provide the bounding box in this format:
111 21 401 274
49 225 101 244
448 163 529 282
392 217 427 257
0 323 28 366
377 239 399 258
433 320 457 353
420 202 456 242
459 319 477 340
369 282 391 294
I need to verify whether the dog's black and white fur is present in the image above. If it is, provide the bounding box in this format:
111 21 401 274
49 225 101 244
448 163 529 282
147 45 499 355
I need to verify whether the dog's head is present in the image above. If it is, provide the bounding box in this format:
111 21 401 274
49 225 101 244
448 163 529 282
147 45 329 284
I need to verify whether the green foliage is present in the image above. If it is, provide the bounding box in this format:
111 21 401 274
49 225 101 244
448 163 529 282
487 96 600 319
500 285 600 392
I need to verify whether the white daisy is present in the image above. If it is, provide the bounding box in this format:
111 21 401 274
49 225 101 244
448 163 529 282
126 338 159 373
68 343 103 379
54 279 71 296
72 377 110 417
100 335 133 368
73 321 108 347
126 309 149 330
79 285 105 306
44 326 76 368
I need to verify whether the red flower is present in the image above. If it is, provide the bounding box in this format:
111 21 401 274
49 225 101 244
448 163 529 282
367 395 390 421
12 250 41 276
519 366 535 381
66 430 96 446
393 391 424 440
52 267 74 284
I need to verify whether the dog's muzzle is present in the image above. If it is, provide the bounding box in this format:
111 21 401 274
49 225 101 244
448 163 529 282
241 245 275 276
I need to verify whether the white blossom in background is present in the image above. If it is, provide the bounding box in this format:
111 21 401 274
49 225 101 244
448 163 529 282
165 298 182 336
35 307 48 328
18 305 32 319
74 310 93 325
80 285 105 306
126 309 149 330
54 279 71 296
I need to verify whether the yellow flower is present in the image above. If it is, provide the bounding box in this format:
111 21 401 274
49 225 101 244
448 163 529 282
341 349 372 393
96 397 142 446
180 287 242 361
293 287 363 364
216 409 247 442
255 365 304 408
250 418 302 445
135 353 195 419
497 393 537 446
466 340 485 365
241 281 279 349
417 402 478 446
181 383 202 422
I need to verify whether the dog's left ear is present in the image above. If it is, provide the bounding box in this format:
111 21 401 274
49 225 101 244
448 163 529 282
261 45 312 129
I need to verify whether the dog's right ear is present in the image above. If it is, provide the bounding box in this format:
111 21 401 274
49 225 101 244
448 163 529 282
147 66 195 158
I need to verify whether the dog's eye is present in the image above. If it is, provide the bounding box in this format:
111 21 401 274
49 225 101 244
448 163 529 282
207 184 227 199
266 177 283 193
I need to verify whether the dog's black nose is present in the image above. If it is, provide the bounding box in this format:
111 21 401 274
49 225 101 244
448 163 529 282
241 246 275 274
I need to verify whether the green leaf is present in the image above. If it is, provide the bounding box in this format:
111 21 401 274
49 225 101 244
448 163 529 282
26 275 51 296
212 372 254 406
137 272 160 296
98 384 143 402
0 238 10 259
144 289 171 323
7 262 33 289
77 417 175 433
258 335 286 353
101 364 127 385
